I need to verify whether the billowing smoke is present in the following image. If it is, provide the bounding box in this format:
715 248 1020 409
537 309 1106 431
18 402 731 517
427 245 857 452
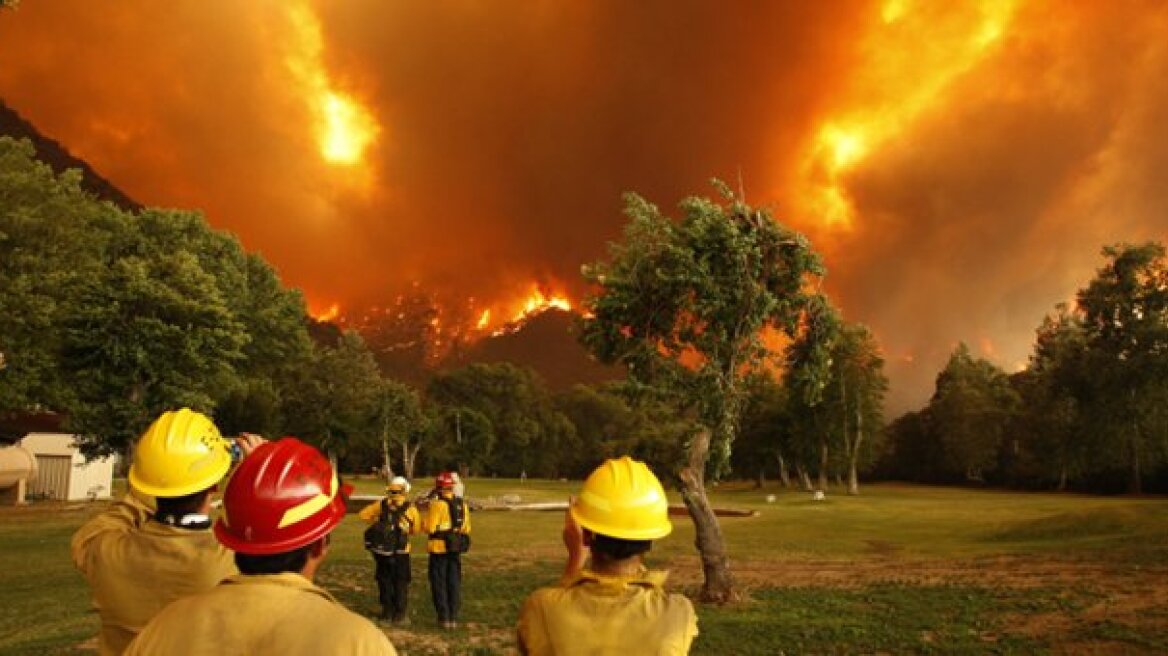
2 0 1166 412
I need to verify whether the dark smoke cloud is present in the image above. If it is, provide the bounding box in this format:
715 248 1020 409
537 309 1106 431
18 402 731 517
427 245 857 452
2 0 1166 412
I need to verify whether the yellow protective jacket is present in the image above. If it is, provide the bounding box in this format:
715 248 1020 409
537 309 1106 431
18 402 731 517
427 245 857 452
124 572 397 655
517 567 698 656
70 493 237 656
423 493 472 554
358 497 422 553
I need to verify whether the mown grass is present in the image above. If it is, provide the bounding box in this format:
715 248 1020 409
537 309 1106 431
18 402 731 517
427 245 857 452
2 480 1166 654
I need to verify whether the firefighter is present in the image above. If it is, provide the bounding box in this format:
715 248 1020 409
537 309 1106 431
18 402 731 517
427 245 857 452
516 456 698 655
71 408 249 655
359 475 422 625
425 471 472 629
125 437 397 655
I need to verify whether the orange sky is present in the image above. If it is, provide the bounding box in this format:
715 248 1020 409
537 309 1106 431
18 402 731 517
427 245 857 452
2 0 1166 412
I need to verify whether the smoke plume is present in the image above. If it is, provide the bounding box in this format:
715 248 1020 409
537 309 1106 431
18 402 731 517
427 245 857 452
2 0 1166 411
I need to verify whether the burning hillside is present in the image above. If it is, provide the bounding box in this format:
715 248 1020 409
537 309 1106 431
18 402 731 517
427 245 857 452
3 1 1167 411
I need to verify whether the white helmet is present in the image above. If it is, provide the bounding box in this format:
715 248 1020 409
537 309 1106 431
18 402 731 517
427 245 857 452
388 476 411 494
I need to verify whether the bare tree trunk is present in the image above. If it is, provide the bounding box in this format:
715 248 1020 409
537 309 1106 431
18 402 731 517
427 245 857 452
797 464 812 491
777 452 791 488
401 442 414 481
1057 465 1068 492
677 429 738 603
1129 431 1142 495
754 469 764 489
381 423 394 486
1128 391 1143 495
817 440 829 491
848 403 863 495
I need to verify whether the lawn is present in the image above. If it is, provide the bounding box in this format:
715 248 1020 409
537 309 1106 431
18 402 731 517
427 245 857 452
2 479 1166 654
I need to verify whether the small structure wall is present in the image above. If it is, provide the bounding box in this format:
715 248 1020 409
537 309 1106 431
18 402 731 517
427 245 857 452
19 433 114 501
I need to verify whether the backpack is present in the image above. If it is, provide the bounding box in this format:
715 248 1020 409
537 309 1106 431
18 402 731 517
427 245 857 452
364 499 412 554
434 496 471 554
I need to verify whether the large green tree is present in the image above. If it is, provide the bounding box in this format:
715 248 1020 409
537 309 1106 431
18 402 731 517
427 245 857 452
1018 305 1090 489
282 330 382 467
929 343 1019 482
1076 242 1168 493
372 379 428 480
579 182 828 602
0 138 123 416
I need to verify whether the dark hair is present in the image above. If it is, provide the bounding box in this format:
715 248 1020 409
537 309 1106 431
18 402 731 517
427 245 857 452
155 486 214 516
591 533 651 560
235 543 313 575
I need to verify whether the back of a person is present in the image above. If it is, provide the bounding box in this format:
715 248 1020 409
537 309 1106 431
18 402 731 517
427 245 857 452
523 579 696 656
86 524 235 654
127 573 391 656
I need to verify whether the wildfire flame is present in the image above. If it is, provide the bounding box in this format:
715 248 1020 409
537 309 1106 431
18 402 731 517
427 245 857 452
312 302 340 323
466 285 576 336
795 0 1018 229
282 2 379 168
518 288 572 317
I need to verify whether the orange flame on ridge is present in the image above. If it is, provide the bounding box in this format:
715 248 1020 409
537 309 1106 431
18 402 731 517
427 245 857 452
312 302 340 322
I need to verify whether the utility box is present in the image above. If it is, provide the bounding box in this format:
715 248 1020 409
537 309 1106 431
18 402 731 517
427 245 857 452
18 433 115 501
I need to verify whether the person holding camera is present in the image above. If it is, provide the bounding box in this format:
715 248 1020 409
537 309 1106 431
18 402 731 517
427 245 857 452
125 437 397 655
516 457 698 655
424 471 471 629
71 409 258 655
359 476 421 625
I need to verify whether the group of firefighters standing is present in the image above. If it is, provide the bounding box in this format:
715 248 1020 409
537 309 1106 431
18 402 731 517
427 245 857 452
70 408 698 655
356 471 470 629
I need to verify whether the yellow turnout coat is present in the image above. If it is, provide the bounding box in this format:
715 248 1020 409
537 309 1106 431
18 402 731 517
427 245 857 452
517 567 698 655
124 572 397 655
71 494 236 655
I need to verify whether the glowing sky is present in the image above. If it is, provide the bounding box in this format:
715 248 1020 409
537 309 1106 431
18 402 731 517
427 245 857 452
2 0 1166 411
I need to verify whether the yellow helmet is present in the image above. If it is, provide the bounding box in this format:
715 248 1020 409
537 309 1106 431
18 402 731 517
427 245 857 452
128 409 232 498
571 456 672 540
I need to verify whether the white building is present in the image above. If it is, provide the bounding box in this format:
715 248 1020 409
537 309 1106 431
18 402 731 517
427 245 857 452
18 433 115 501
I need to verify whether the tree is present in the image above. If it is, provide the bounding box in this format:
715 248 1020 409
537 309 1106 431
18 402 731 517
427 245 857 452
282 331 383 467
426 362 568 477
1076 243 1168 493
827 323 888 495
0 138 126 417
579 181 828 602
928 343 1019 482
1018 305 1090 490
731 373 794 488
784 298 844 492
372 379 428 480
61 248 249 455
425 406 493 478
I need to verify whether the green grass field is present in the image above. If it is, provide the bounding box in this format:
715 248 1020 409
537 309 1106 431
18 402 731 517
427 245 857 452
3 479 1166 654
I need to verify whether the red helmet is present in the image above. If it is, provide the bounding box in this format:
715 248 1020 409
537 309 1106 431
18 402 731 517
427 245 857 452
435 471 455 489
214 438 352 555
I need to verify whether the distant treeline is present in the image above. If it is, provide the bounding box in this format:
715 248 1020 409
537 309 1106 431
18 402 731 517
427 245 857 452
732 244 1168 495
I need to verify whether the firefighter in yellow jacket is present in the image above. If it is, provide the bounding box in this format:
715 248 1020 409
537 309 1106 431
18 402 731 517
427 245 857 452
425 471 472 629
71 409 247 655
359 475 422 624
125 437 397 655
516 457 698 655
